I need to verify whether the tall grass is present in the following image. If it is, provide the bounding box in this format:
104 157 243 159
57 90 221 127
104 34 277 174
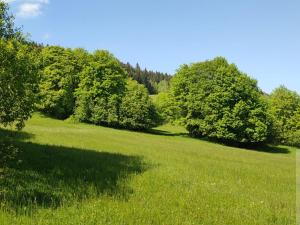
0 114 296 225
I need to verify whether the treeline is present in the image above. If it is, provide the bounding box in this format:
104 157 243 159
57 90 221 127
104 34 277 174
122 63 171 94
37 46 160 130
154 58 300 147
0 2 160 131
0 1 299 149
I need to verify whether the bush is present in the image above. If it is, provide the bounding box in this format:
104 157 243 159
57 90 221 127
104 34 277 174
170 57 270 145
119 79 161 130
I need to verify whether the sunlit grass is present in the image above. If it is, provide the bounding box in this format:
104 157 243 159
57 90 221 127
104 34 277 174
0 113 296 225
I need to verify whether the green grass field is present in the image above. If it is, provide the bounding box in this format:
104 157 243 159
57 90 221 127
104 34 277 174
0 114 296 225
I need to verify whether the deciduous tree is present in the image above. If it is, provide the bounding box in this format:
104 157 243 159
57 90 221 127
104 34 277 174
170 57 270 145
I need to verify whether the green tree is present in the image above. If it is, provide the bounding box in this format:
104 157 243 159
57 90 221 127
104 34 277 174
268 86 300 146
157 79 170 93
0 39 38 130
153 92 180 123
75 50 127 126
0 2 38 167
286 107 300 147
38 46 80 119
170 57 270 145
119 79 160 130
0 2 22 40
121 62 171 94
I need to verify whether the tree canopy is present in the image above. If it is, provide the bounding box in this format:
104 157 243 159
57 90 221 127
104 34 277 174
37 46 84 119
119 79 160 130
0 39 38 129
0 2 38 129
75 50 127 126
122 62 171 94
169 57 270 145
1 0 299 147
268 86 300 146
0 2 22 40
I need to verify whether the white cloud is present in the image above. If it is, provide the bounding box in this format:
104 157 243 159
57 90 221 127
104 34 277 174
1 0 17 3
18 3 42 17
2 0 49 4
3 0 50 18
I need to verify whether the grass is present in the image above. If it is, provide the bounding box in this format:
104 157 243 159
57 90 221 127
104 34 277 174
0 113 296 225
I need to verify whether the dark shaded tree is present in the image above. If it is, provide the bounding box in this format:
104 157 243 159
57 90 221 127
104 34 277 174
121 62 171 94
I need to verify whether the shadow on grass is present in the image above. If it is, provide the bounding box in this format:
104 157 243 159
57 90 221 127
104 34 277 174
145 128 188 137
198 137 291 154
246 145 290 154
0 128 34 141
0 130 148 213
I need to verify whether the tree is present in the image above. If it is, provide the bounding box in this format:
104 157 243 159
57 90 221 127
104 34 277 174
75 50 127 126
119 79 160 130
268 86 300 146
153 92 180 123
170 57 270 145
157 79 170 93
121 62 171 94
0 38 38 130
0 2 23 40
286 107 300 147
38 46 81 119
0 2 38 167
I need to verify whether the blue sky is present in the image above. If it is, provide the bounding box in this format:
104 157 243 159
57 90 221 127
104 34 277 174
5 0 300 94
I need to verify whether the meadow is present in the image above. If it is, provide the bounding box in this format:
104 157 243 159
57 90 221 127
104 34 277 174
0 114 296 225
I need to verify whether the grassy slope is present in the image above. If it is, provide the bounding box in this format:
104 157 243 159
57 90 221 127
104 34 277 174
0 114 296 225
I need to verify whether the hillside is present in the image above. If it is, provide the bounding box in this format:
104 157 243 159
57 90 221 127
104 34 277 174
0 114 296 225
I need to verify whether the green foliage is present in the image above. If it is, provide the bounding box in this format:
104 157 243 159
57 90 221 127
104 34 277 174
122 62 171 94
119 79 160 130
75 50 127 126
170 57 270 145
153 92 181 123
38 46 85 119
0 2 23 40
75 51 160 130
0 39 38 129
268 86 300 147
0 2 37 130
157 79 170 93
